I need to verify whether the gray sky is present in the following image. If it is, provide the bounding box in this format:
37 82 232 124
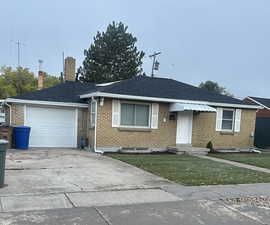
1 0 270 98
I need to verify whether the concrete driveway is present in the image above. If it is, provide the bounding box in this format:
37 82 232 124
2 149 170 195
1 149 270 224
0 149 178 213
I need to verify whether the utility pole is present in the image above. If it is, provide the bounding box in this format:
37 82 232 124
16 41 20 67
60 52 65 83
11 40 26 67
149 51 161 77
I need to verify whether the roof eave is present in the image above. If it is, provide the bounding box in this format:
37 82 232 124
6 98 88 108
80 92 262 109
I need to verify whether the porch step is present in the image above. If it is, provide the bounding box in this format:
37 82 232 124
167 146 210 156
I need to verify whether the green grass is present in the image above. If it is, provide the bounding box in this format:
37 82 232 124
107 153 270 186
209 153 270 169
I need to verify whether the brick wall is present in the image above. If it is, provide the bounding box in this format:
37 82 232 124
256 109 270 118
192 109 256 149
88 128 95 149
96 98 177 149
95 99 256 150
11 103 24 126
77 108 88 145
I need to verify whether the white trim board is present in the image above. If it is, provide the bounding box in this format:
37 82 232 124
80 92 261 109
6 98 88 108
74 108 78 148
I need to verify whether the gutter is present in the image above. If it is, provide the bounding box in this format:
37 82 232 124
6 98 88 108
80 92 262 110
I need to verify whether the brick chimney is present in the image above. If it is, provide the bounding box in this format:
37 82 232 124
38 60 44 89
64 57 76 81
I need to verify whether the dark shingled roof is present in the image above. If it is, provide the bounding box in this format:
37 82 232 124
94 76 250 105
249 96 270 108
12 81 96 104
11 76 252 106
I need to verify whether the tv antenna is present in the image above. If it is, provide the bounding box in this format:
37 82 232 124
11 40 26 67
149 51 161 77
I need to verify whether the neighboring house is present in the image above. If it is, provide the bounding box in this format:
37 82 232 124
0 57 259 151
244 96 270 148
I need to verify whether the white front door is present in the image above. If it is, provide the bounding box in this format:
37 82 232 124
176 111 193 144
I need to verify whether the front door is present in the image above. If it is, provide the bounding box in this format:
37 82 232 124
176 111 193 144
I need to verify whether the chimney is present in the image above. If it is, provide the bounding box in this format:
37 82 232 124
38 60 44 89
64 57 76 81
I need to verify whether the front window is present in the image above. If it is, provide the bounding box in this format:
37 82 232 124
221 109 234 131
120 103 150 127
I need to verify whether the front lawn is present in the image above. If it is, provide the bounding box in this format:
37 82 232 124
209 153 270 169
107 153 270 186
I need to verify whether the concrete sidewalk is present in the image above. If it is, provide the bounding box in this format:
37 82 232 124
198 155 270 174
0 188 180 213
162 182 270 201
1 199 270 225
2 182 270 213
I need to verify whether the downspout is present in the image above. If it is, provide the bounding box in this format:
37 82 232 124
92 97 103 154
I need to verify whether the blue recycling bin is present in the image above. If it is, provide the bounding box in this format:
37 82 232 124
14 126 31 150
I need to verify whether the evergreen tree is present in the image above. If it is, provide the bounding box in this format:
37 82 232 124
78 22 145 83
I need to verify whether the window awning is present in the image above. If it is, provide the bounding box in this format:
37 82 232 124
169 103 216 112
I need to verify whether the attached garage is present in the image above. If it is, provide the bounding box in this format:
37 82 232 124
25 106 78 148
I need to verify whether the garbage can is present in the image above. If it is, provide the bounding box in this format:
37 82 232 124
0 139 8 188
13 126 31 150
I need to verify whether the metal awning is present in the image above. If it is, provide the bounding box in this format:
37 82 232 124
169 103 216 112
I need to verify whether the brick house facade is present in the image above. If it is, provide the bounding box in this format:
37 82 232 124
1 76 259 150
88 98 257 151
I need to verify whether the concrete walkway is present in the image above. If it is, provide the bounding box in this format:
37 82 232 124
197 155 270 174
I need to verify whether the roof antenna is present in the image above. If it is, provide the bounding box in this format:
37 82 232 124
149 51 161 77
11 40 27 67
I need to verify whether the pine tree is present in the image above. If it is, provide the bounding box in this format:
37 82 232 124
78 22 145 83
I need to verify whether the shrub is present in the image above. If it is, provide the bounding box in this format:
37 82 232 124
206 141 215 152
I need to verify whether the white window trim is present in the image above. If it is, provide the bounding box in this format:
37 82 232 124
119 101 151 129
221 108 235 132
90 101 97 128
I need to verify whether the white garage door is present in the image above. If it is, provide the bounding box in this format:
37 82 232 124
25 106 77 148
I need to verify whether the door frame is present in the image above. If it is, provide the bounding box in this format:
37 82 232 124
176 111 193 145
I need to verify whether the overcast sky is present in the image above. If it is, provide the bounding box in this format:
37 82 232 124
1 0 269 98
